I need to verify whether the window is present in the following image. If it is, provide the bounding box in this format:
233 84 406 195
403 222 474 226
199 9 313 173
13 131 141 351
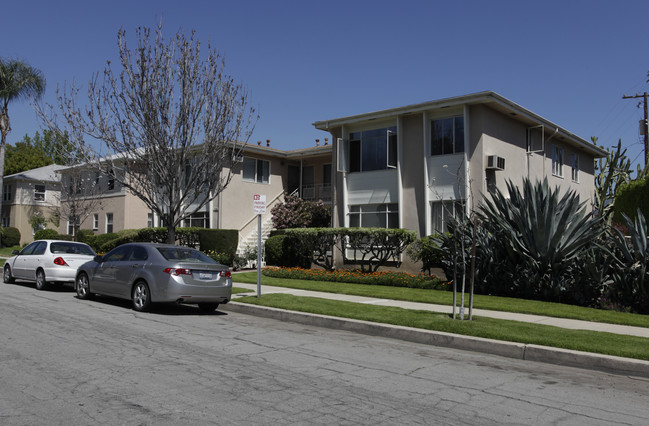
348 204 399 228
347 126 397 173
182 211 209 228
552 145 564 177
34 184 46 202
106 213 114 233
431 200 464 233
431 116 464 156
242 157 270 183
147 213 153 228
1 216 8 227
104 245 131 262
67 218 80 235
571 153 579 182
3 184 12 202
107 170 115 191
93 214 99 231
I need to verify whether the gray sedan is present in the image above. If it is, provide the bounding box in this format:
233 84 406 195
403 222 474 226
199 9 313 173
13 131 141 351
75 243 232 312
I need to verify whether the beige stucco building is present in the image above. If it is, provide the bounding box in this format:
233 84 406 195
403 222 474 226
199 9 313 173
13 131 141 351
1 164 65 245
313 91 607 238
55 142 333 253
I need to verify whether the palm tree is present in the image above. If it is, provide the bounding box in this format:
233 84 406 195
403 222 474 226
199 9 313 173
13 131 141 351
0 58 46 241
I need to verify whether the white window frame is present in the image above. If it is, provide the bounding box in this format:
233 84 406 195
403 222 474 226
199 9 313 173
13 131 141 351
431 200 464 234
34 184 46 202
348 203 399 229
106 213 114 233
242 157 270 184
552 145 564 178
93 214 99 231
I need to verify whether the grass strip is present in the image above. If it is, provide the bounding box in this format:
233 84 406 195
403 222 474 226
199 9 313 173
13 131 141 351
233 271 649 328
236 293 649 361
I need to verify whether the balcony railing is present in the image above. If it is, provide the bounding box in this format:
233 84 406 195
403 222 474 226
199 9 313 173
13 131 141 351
300 183 331 202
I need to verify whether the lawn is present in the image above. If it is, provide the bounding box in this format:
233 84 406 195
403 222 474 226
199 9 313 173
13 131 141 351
232 271 649 328
235 293 649 361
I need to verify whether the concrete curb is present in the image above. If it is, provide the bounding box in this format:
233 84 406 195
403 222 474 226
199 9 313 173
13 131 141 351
221 301 649 379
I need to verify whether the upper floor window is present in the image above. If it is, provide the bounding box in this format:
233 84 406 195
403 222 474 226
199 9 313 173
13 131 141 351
34 185 46 202
3 184 12 201
552 145 564 177
431 116 464 156
107 170 115 191
571 153 579 182
345 126 397 173
242 157 270 183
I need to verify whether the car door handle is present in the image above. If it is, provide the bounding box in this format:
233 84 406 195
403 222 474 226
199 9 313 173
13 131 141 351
132 264 139 268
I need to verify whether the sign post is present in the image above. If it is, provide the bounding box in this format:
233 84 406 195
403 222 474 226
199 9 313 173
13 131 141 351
253 194 267 297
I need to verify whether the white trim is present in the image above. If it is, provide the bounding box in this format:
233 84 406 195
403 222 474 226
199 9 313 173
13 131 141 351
396 116 403 229
423 112 431 236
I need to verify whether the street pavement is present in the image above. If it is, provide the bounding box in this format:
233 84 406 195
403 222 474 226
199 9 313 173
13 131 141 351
229 281 649 378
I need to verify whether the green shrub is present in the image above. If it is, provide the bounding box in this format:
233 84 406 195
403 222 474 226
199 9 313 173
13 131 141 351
92 233 118 252
407 235 444 274
265 235 286 266
34 228 59 240
136 227 168 243
76 229 96 247
614 176 649 226
1 227 21 247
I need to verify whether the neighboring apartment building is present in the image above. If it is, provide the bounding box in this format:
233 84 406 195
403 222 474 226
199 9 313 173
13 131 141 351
56 141 333 253
1 164 66 245
313 91 607 238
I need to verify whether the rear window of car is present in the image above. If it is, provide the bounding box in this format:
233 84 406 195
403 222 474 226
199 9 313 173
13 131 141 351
50 242 95 256
157 247 216 264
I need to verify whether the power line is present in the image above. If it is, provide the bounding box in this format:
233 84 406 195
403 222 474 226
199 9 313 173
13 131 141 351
622 92 649 167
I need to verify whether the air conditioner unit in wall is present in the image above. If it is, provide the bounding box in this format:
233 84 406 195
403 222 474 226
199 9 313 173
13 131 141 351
486 155 505 171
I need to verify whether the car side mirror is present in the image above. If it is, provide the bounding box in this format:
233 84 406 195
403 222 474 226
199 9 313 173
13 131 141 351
94 255 103 263
11 250 18 255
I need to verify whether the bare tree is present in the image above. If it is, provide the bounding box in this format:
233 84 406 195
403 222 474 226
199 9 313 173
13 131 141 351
55 166 105 240
40 25 256 243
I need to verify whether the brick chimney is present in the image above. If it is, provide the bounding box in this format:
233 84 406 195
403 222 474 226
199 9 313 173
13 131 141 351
315 139 320 146
266 139 270 147
257 140 261 146
324 138 329 145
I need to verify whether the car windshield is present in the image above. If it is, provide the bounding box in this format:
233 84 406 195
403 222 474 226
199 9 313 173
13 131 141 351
50 242 95 256
157 247 216 264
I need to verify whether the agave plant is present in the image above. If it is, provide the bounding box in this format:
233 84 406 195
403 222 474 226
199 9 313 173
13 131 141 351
479 178 605 300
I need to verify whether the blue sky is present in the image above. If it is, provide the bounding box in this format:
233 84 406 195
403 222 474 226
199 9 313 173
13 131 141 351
3 0 649 167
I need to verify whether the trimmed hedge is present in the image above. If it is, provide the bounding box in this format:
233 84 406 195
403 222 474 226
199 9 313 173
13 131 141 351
1 227 21 247
34 229 59 240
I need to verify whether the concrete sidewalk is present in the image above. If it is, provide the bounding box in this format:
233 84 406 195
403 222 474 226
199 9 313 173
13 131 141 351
227 281 649 378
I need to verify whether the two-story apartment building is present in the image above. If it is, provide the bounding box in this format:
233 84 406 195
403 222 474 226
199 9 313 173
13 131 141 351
56 141 333 253
313 91 607 238
1 164 65 244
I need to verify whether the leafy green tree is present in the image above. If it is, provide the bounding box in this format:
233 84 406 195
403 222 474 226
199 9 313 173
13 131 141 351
0 58 46 244
4 137 52 175
28 129 79 165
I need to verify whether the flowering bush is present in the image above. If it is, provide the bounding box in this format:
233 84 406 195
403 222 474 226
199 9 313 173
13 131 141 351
262 266 447 290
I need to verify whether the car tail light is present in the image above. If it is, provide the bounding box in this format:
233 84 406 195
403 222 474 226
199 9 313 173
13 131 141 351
163 268 193 276
53 257 69 266
219 270 231 278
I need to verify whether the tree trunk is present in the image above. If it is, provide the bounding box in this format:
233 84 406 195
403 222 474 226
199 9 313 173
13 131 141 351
0 107 9 247
166 224 176 245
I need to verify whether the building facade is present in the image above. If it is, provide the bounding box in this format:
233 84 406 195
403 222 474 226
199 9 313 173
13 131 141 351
1 165 65 245
313 91 607 238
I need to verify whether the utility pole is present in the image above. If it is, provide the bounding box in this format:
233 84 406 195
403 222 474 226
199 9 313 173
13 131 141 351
622 92 649 167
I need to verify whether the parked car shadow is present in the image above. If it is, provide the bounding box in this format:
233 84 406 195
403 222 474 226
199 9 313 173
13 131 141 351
77 294 229 316
5 280 76 293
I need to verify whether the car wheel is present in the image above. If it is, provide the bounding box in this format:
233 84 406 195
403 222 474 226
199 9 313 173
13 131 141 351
76 272 94 300
35 269 49 291
198 303 219 313
3 265 14 284
132 281 152 312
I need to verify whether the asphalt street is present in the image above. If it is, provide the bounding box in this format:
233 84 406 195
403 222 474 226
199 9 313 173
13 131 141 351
1 280 649 425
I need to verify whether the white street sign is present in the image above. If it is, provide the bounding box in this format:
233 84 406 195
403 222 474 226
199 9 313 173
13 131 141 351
253 194 267 214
